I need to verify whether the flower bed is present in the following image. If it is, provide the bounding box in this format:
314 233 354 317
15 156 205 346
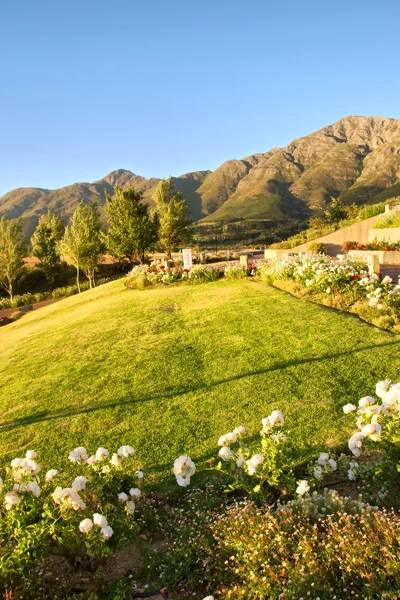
344 239 400 251
125 261 253 289
257 253 400 332
1 377 400 598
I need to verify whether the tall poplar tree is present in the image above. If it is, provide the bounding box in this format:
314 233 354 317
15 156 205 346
0 216 27 300
59 202 104 291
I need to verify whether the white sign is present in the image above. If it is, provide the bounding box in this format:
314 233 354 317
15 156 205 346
182 248 193 270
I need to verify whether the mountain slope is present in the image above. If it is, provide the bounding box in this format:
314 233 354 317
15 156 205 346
2 115 400 236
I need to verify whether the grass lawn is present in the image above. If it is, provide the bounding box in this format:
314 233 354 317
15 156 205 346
0 278 399 486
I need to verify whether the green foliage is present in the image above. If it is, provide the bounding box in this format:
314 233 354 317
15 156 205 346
0 446 142 590
31 211 65 282
373 207 400 229
59 201 104 290
153 178 193 258
0 215 27 300
323 197 350 227
103 186 158 264
308 242 326 253
223 265 248 279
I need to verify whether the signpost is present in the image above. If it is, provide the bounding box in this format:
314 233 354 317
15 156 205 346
182 248 193 270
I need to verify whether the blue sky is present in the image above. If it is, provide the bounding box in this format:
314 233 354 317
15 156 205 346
1 0 400 196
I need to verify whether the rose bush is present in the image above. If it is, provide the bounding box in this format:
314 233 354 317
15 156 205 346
0 444 143 586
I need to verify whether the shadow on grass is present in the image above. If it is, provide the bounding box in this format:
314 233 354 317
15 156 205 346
1 338 399 433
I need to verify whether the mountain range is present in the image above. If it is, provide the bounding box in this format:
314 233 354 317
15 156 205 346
2 115 400 238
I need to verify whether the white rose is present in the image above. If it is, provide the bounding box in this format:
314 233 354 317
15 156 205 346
236 453 245 468
358 397 375 408
218 446 233 461
118 492 128 502
343 404 357 414
233 425 246 435
28 482 41 497
328 459 337 471
45 469 58 483
72 476 88 491
317 453 329 465
86 455 96 465
117 446 135 458
95 447 109 461
129 488 141 498
270 410 284 425
26 450 37 460
4 491 21 509
110 453 121 467
101 525 113 540
176 475 191 487
79 518 93 534
249 454 264 466
296 480 310 496
135 470 144 479
93 513 108 528
348 432 365 456
361 422 381 441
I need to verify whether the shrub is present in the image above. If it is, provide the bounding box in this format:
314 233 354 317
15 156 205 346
308 241 326 253
223 265 248 280
373 208 400 229
342 240 359 251
0 445 144 588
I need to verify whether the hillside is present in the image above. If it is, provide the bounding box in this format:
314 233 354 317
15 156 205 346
2 115 400 237
0 278 399 482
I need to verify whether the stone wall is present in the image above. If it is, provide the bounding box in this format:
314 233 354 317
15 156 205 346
348 249 400 265
291 215 381 256
368 228 400 243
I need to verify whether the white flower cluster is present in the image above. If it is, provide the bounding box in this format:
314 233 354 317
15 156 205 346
3 450 46 509
69 445 135 470
173 455 196 487
344 379 400 463
218 426 246 462
261 253 400 312
295 480 310 496
262 410 284 434
117 487 141 515
79 513 113 539
359 273 400 309
313 452 337 479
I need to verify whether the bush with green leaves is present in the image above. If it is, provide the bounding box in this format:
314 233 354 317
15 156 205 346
0 445 144 588
308 241 326 253
373 208 400 229
223 265 248 279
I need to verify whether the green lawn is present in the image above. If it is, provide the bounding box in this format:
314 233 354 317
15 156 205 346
0 279 399 486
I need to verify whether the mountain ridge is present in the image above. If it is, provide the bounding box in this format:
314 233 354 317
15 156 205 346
2 115 400 237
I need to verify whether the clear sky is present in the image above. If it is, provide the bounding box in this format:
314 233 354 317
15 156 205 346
1 0 400 196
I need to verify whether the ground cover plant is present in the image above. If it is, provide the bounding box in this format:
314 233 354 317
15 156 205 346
1 278 400 597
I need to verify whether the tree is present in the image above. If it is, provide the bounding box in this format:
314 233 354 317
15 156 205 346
31 211 65 283
59 202 104 291
0 216 27 300
324 198 348 229
152 178 193 258
103 186 158 264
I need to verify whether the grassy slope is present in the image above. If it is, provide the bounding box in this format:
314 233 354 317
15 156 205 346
0 279 399 486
